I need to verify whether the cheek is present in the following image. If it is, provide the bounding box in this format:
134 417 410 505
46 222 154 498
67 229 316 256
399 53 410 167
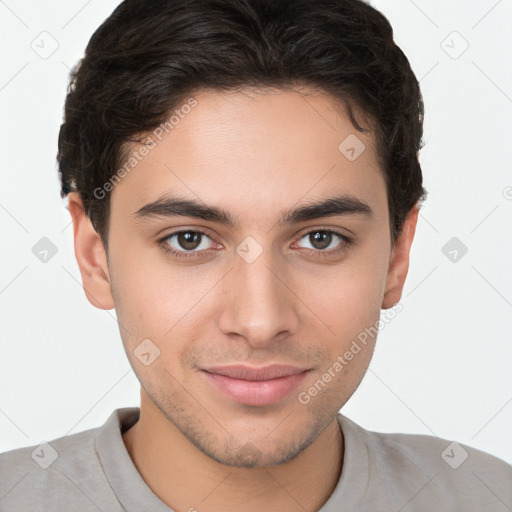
110 244 221 355
107 241 174 344
298 250 388 338
110 224 389 356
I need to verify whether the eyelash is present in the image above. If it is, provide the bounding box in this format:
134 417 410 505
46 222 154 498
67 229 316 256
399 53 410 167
158 228 354 261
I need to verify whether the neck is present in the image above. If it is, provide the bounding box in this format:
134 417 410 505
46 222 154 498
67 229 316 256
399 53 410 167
122 393 344 511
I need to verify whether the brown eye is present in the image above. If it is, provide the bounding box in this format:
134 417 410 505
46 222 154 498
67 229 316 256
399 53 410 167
308 231 333 250
176 231 203 251
293 228 354 257
160 230 214 258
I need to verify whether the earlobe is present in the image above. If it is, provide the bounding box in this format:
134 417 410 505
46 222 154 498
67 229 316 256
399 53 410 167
67 192 115 310
381 203 420 310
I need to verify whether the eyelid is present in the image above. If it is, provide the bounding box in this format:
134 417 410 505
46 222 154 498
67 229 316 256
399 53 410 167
295 225 352 241
158 228 218 250
158 226 354 259
292 227 353 251
158 226 353 252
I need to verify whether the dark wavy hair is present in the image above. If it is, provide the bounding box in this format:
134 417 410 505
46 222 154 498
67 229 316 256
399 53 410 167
57 0 427 251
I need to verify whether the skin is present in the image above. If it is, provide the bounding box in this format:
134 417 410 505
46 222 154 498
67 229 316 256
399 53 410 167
68 87 419 512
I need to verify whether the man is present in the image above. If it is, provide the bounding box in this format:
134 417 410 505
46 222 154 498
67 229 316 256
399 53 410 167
1 0 511 510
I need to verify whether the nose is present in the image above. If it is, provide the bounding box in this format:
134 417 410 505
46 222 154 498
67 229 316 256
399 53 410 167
218 244 300 349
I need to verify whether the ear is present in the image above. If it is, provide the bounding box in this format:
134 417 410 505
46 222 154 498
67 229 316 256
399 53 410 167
381 202 420 309
67 192 115 310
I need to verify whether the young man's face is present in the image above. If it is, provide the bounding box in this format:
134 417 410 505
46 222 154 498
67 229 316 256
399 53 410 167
70 88 417 467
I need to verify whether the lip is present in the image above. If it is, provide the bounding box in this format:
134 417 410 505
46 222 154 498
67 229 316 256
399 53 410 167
200 365 311 406
202 364 309 381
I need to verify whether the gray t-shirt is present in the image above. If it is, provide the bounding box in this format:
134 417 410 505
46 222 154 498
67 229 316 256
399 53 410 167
0 407 511 511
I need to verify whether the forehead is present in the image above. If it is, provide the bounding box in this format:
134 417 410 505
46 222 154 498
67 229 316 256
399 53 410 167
110 87 387 225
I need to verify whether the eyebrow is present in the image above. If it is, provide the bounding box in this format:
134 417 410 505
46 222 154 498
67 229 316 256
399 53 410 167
133 193 373 228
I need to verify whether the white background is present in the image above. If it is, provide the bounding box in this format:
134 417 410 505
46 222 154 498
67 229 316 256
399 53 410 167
0 0 511 465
